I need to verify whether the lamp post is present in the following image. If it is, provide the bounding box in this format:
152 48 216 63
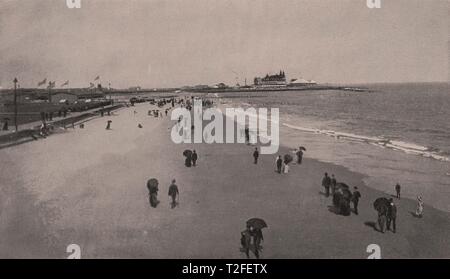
13 78 18 132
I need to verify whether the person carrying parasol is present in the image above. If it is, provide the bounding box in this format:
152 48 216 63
147 178 160 208
241 218 267 259
296 146 306 164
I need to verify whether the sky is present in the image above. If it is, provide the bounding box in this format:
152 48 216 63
0 0 448 89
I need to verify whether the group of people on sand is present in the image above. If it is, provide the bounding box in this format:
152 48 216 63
321 172 361 216
252 146 305 176
147 178 180 209
394 182 424 217
318 174 425 234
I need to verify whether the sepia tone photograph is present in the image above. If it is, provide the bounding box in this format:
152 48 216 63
0 0 449 260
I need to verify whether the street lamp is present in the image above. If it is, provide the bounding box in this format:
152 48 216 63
13 77 18 132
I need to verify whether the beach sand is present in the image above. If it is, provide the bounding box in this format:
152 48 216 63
0 102 449 258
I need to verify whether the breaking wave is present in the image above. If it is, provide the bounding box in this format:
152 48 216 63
282 123 450 162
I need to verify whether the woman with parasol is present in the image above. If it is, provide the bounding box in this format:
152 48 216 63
373 197 390 232
147 178 160 208
296 146 306 164
283 154 293 174
183 150 192 167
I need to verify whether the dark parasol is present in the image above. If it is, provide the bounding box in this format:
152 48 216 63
147 178 159 193
246 218 268 230
183 149 193 157
373 197 390 212
284 154 293 164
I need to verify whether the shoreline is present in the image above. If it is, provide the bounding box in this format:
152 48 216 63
217 96 450 213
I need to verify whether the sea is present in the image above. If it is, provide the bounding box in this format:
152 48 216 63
217 82 450 212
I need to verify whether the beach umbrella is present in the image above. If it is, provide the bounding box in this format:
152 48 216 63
246 218 268 230
373 197 390 212
284 154 293 164
147 178 159 192
183 149 193 157
299 146 307 151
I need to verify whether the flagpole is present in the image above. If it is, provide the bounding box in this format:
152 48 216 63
13 78 18 132
48 81 52 103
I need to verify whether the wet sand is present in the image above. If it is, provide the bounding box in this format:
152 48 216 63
0 102 449 258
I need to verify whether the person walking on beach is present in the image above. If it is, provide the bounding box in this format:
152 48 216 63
352 187 361 215
387 198 397 233
331 174 337 195
377 204 388 233
415 196 424 218
192 150 198 166
395 183 401 199
276 156 283 174
283 161 289 174
296 148 303 164
168 179 179 209
322 173 331 197
253 147 259 164
240 226 263 259
106 120 112 130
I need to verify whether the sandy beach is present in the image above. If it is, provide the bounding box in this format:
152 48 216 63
0 101 449 259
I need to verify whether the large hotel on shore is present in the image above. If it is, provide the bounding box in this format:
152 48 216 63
254 71 317 87
254 71 287 87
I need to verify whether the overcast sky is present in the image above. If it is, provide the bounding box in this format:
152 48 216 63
0 0 448 88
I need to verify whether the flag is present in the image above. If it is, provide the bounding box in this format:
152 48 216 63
61 80 69 87
37 78 47 87
47 81 56 89
94 76 100 81
89 82 95 88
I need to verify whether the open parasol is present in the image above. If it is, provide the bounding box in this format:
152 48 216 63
284 154 293 164
246 218 268 230
373 197 390 212
183 149 193 157
147 178 159 193
299 146 307 151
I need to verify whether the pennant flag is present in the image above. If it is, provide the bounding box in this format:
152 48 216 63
89 82 95 88
37 78 47 87
61 80 69 87
94 76 100 81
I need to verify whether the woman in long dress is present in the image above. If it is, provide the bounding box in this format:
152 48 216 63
283 162 289 173
415 196 424 217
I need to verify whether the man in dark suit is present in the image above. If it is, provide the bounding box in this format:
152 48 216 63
276 156 283 174
352 186 361 215
192 150 198 166
322 173 331 197
168 179 179 209
253 147 259 164
387 198 397 233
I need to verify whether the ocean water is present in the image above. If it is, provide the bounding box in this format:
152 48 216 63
218 83 450 212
